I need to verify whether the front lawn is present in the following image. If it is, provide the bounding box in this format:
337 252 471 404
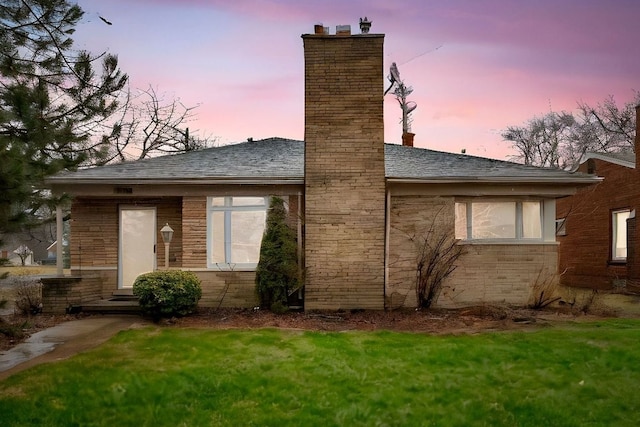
1 319 639 426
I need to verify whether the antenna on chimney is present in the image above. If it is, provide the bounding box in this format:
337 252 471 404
359 17 372 33
384 62 400 96
384 63 418 142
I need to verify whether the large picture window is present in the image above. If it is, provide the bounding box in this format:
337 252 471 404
207 197 267 269
455 201 542 241
611 209 630 262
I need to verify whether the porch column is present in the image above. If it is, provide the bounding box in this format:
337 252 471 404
56 204 64 276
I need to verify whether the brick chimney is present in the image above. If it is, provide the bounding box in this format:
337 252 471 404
402 132 415 147
302 26 386 310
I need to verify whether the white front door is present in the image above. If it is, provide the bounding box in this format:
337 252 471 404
119 207 157 289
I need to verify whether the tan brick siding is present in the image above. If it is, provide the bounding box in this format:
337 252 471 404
52 195 299 312
41 271 116 314
387 195 559 308
70 199 119 267
191 271 258 308
71 197 182 269
303 35 386 310
444 243 558 308
182 196 207 268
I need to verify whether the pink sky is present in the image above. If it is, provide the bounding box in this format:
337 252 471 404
73 0 639 160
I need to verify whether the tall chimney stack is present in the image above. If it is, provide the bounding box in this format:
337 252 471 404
302 26 386 310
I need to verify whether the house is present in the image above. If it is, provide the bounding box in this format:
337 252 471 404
0 226 54 266
43 24 598 313
556 105 640 291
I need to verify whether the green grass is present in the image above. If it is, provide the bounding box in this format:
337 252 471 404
1 320 640 426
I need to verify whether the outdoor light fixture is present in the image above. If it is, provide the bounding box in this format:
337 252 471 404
160 223 174 269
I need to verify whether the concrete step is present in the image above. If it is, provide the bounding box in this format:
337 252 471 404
80 298 141 314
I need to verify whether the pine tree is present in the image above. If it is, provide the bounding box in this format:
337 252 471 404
0 0 127 235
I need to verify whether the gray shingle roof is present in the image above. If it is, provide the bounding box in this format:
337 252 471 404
48 137 596 184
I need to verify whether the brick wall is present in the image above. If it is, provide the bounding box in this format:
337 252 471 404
47 194 300 313
388 195 559 308
182 196 207 268
192 271 258 308
557 159 638 289
302 33 386 310
71 197 182 270
57 197 182 308
387 195 454 308
445 244 558 308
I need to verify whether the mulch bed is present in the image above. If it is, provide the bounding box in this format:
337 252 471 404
167 306 563 334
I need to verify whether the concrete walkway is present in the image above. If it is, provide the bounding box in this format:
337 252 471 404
0 315 148 381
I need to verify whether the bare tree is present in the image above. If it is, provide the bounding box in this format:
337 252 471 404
13 245 32 266
503 92 639 169
576 94 638 153
98 86 214 164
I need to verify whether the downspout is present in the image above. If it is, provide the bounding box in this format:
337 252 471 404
297 191 304 299
384 188 391 309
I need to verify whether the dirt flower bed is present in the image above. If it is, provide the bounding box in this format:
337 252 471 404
0 314 80 352
167 306 575 334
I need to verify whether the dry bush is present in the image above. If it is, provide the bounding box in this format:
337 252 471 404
528 269 561 310
14 280 43 315
412 215 465 309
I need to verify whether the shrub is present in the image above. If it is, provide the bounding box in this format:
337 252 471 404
413 210 465 309
528 269 560 310
14 280 43 315
133 271 202 320
255 197 300 312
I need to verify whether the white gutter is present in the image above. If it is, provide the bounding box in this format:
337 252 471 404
386 176 602 184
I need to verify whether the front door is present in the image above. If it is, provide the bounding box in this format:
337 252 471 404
119 207 157 289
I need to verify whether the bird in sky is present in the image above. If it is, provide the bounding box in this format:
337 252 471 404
99 16 113 25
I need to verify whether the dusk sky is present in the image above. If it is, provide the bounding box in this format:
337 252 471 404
72 0 639 160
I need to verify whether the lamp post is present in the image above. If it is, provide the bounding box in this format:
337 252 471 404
160 223 174 269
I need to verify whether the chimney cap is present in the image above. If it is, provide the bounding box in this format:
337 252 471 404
336 24 351 36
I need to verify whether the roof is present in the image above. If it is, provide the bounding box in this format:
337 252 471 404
577 152 635 170
47 137 598 185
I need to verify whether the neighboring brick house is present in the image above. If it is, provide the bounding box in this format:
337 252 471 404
557 106 640 291
44 25 598 313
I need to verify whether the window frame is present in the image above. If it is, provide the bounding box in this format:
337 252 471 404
455 199 545 242
611 208 631 263
206 196 268 270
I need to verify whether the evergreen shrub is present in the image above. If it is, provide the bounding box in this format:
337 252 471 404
133 270 202 320
255 197 300 312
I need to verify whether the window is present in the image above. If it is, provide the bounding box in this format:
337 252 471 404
455 201 542 241
207 197 268 269
611 209 630 262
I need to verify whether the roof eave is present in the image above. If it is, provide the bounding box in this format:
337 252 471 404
46 177 305 186
575 153 635 170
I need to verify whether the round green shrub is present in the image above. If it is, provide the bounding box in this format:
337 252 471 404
133 270 202 320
